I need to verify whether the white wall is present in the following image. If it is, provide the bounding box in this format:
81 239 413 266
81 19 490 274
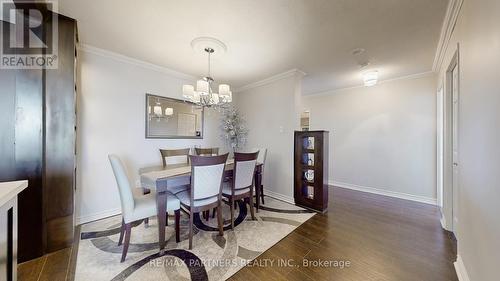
303 74 437 203
437 0 500 280
76 48 223 224
234 71 303 202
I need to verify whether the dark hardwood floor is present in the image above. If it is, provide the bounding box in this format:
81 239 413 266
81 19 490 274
17 226 80 281
231 187 458 281
18 187 457 281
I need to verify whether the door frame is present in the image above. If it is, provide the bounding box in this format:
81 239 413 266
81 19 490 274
441 46 460 234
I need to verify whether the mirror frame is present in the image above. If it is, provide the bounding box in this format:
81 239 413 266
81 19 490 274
145 93 204 139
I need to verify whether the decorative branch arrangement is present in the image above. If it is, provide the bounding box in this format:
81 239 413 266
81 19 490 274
219 105 248 151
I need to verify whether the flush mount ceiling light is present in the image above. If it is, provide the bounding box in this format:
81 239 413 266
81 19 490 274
182 37 232 108
363 70 379 87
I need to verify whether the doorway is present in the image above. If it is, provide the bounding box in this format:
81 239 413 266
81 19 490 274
441 48 459 235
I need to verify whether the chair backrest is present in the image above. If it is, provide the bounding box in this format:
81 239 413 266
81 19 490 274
189 153 228 202
233 151 259 190
108 155 135 218
252 148 267 166
160 148 190 167
195 147 219 156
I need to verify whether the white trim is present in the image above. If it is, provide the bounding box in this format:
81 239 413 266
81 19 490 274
77 43 197 82
440 214 450 230
331 181 437 205
76 207 121 225
306 71 436 97
263 188 295 205
432 0 464 72
454 255 471 281
234 68 306 93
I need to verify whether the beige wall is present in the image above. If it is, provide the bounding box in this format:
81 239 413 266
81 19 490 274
303 74 437 202
437 0 500 280
234 72 303 201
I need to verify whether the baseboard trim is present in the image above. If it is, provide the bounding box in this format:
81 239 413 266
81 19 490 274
454 255 471 281
263 189 295 205
440 214 448 230
331 181 437 205
76 208 121 225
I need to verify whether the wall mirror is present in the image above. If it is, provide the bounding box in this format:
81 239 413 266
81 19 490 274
145 93 204 139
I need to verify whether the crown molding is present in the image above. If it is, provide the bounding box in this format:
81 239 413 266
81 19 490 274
77 43 197 82
306 71 435 97
432 0 464 72
234 68 306 93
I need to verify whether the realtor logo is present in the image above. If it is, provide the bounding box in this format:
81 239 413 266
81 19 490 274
1 0 58 69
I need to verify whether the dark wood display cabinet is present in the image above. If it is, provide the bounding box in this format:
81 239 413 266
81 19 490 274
294 130 329 213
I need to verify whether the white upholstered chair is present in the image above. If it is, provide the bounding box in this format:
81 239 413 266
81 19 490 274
176 153 228 249
252 148 267 204
222 151 258 229
108 154 181 262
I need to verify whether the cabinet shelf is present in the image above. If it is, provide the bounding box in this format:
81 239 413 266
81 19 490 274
294 131 329 213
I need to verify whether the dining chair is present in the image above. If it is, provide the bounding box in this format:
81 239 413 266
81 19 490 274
222 151 258 229
160 148 191 167
142 148 191 227
175 153 228 249
158 148 191 195
195 147 219 156
253 148 267 204
108 154 181 262
142 148 191 196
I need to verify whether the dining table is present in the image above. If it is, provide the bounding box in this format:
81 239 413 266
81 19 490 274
139 159 263 250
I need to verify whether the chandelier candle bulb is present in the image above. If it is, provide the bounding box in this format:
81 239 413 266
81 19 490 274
153 105 162 116
196 80 210 95
182 85 195 99
165 107 173 116
219 84 230 97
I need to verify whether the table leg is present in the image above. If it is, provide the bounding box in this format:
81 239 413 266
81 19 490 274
156 191 167 250
254 171 262 212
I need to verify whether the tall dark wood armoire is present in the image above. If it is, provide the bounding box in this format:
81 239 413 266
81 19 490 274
0 13 77 262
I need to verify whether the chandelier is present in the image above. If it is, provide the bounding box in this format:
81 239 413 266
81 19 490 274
182 47 232 108
148 98 174 122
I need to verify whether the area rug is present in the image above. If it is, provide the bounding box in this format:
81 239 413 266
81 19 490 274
74 197 315 281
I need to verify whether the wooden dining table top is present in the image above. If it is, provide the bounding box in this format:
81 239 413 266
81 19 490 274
139 159 262 190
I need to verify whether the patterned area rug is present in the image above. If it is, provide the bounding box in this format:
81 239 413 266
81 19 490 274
75 197 314 281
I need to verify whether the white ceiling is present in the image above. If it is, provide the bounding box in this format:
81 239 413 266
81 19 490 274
59 0 449 94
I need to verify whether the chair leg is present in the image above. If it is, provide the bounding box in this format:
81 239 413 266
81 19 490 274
230 198 235 230
189 212 194 250
212 208 216 218
216 205 224 236
144 217 149 228
118 219 125 246
175 209 180 243
248 196 256 220
166 212 168 226
261 185 265 205
121 223 132 262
